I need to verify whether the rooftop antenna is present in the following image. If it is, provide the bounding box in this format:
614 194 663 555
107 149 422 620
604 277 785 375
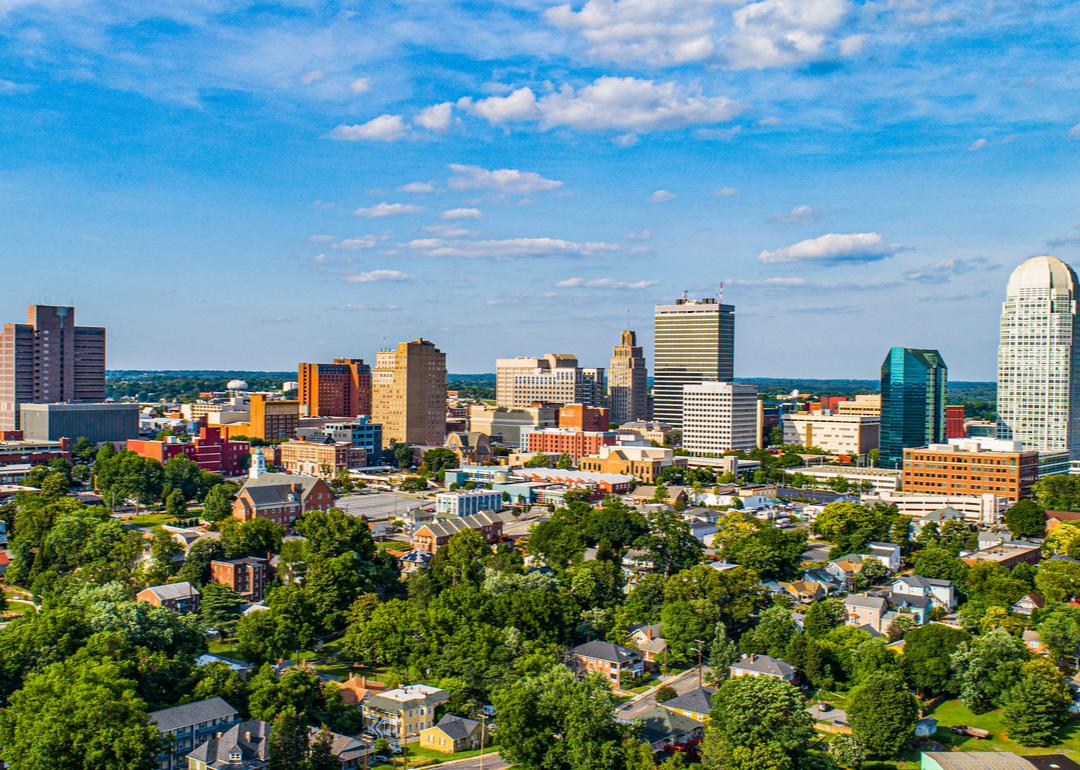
718 281 726 303
680 289 689 301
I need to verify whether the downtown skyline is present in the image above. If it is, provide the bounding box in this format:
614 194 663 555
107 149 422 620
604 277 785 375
1 1 1079 378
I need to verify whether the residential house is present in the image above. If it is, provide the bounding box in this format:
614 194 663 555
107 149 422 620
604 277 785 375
778 580 825 604
419 715 485 754
632 705 704 753
626 623 668 667
149 697 240 770
844 594 888 633
361 684 449 740
1012 592 1047 617
628 485 688 508
307 728 371 770
920 752 1075 770
846 592 929 635
888 591 932 626
1023 629 1046 656
411 511 503 554
826 556 865 586
864 542 902 573
802 568 844 595
336 674 388 708
186 719 270 770
621 549 657 586
137 581 201 614
660 686 715 723
912 506 967 534
891 575 957 611
444 432 493 466
210 557 269 602
729 654 796 682
399 549 433 573
567 640 644 686
231 466 335 530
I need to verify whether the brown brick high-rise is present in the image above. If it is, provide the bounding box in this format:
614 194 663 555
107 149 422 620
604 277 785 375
0 305 106 431
298 358 372 418
373 339 447 446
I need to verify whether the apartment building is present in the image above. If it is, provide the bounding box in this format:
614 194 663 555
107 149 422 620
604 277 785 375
210 557 269 601
297 358 372 418
372 339 447 446
495 354 605 408
524 427 617 460
278 436 365 478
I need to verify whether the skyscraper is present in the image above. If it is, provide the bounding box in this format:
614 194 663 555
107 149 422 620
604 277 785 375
608 329 648 424
297 358 372 418
372 339 447 446
879 347 947 467
653 297 734 429
996 255 1080 459
0 304 106 431
495 354 605 408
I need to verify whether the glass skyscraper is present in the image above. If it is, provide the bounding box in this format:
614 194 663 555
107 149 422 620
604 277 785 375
879 347 947 467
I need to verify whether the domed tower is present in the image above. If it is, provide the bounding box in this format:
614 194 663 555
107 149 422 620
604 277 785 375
996 255 1080 458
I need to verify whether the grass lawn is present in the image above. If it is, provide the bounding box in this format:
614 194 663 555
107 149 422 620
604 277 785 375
924 699 1080 757
628 675 663 694
123 513 178 528
377 540 412 552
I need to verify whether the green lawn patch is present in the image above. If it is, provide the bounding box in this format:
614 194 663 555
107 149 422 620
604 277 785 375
124 513 178 528
377 540 412 552
925 699 1080 757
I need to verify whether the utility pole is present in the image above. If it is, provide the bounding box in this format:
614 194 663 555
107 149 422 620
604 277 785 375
692 639 705 687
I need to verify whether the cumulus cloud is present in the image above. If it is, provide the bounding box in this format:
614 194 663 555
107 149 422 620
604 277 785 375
300 70 324 86
354 202 422 218
344 269 412 283
349 77 371 94
545 0 855 70
771 204 821 223
407 237 618 259
969 137 988 151
416 102 454 131
442 208 482 219
557 276 658 289
330 115 408 142
447 163 563 194
758 232 905 264
334 235 382 250
459 76 743 133
626 228 653 241
399 181 435 193
902 256 1000 283
714 187 739 196
649 189 676 203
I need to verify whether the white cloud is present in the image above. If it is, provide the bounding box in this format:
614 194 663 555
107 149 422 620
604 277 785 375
442 208 483 219
771 204 820 223
309 234 335 243
407 237 618 259
415 101 454 131
335 235 381 250
399 181 435 193
300 70 324 86
969 137 988 151
649 189 676 203
557 276 658 289
460 76 743 133
349 77 371 94
0 79 32 95
1070 123 1080 139
626 228 653 241
313 200 336 209
447 163 563 194
613 133 639 147
758 232 904 264
330 114 408 142
727 276 808 287
714 187 739 196
344 269 413 283
341 303 402 312
424 223 477 238
902 256 999 283
354 202 422 218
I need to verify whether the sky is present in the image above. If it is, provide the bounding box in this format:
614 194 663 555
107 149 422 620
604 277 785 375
1 1 1079 380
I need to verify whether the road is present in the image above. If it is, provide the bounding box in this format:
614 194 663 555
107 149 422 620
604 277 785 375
436 753 508 770
616 666 710 721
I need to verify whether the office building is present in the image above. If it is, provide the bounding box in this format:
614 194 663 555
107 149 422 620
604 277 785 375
297 358 372 418
219 394 299 441
373 339 447 446
558 403 609 432
495 354 605 408
879 348 947 468
835 394 882 416
20 401 138 443
653 296 735 428
435 489 504 517
278 437 365 478
681 382 758 456
0 304 106 431
127 426 250 475
782 412 880 456
608 329 649 424
579 445 681 483
297 415 382 464
468 403 558 447
524 428 617 460
946 405 966 439
902 438 1039 504
996 255 1080 458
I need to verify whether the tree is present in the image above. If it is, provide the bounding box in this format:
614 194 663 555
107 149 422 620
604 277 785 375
165 489 186 520
164 455 203 501
399 476 427 492
740 605 798 658
655 685 677 703
830 735 866 769
202 483 237 523
804 599 846 638
952 629 1031 713
902 624 970 696
269 706 308 770
40 472 70 500
726 526 807 580
847 670 917 758
220 517 284 559
524 453 552 468
295 508 376 562
1003 658 1073 747
1034 475 1080 512
1038 605 1080 661
702 675 815 770
860 558 887 584
528 511 586 570
200 582 245 630
420 447 458 476
145 529 181 585
392 444 415 469
643 508 704 576
1035 558 1080 604
555 453 575 470
913 547 967 583
305 729 339 770
1005 499 1046 538
177 538 224 585
236 610 288 664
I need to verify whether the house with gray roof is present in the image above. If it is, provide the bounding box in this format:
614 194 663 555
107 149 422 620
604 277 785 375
308 727 371 769
419 714 485 754
186 718 269 769
660 686 715 722
232 470 334 530
891 575 957 610
631 705 705 751
568 640 643 686
150 697 241 770
137 581 201 614
844 593 888 632
412 511 503 554
729 654 796 682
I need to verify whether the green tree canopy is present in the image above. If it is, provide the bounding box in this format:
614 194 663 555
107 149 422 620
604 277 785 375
1003 658 1074 747
902 623 970 696
1005 499 1046 539
847 670 917 758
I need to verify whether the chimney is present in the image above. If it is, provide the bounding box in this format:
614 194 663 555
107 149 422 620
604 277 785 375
243 731 253 743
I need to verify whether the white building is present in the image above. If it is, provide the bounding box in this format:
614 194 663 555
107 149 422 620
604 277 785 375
495 355 604 408
782 412 880 456
653 297 734 429
793 465 900 494
861 490 1006 526
435 490 504 517
996 255 1080 459
681 382 759 456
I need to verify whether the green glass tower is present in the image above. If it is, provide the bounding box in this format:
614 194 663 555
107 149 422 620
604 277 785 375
879 347 947 468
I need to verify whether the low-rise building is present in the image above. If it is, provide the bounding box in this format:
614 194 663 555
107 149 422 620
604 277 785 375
567 640 643 685
578 445 681 483
128 427 250 476
419 715 485 754
558 403 610 432
307 728 370 770
412 511 503 554
729 654 796 682
902 438 1039 503
513 467 635 494
137 581 201 614
186 719 270 770
633 705 704 753
210 557 269 602
862 491 1006 527
231 453 334 529
1012 591 1046 616
468 403 558 447
659 686 715 723
626 623 668 666
834 394 882 416
278 436 365 478
618 420 675 446
444 431 493 465
794 465 900 493
891 575 957 610
361 684 449 740
149 697 240 770
435 489 504 517
20 401 139 443
524 428 617 460
961 540 1042 568
782 412 880 456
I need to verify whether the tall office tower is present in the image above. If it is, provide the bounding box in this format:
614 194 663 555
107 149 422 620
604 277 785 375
495 354 605 408
996 255 1080 459
653 297 735 429
0 304 106 431
608 329 649 424
297 358 372 418
681 382 759 455
879 347 947 468
372 339 447 446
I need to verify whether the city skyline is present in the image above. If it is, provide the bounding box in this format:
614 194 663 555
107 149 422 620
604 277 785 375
2 3 1079 378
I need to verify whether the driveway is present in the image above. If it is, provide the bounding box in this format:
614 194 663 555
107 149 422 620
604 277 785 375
616 666 711 721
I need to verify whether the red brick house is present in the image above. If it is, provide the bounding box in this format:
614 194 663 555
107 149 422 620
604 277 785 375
567 641 643 686
231 462 334 530
136 581 201 613
412 512 503 554
210 557 269 602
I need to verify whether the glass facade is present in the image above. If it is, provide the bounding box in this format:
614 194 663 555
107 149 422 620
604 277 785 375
879 347 947 468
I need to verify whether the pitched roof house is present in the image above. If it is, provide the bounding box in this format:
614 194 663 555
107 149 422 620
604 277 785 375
150 697 240 770
729 654 796 682
411 511 503 554
568 640 644 686
626 623 668 664
137 581 201 614
1012 592 1047 617
891 575 957 610
187 719 270 770
231 470 334 529
419 714 485 754
660 686 715 722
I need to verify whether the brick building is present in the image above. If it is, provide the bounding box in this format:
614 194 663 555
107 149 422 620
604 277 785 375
372 339 447 446
946 405 966 440
412 511 503 554
902 438 1038 503
278 436 365 478
210 557 269 601
567 641 643 686
136 581 201 613
524 428 617 460
221 394 299 441
298 358 372 418
231 453 335 529
558 403 610 432
579 445 681 483
127 427 250 475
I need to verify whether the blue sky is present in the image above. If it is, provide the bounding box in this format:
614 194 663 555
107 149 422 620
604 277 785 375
1 0 1079 379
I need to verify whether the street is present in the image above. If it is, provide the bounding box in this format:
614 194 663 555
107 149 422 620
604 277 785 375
616 666 711 721
435 753 508 770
